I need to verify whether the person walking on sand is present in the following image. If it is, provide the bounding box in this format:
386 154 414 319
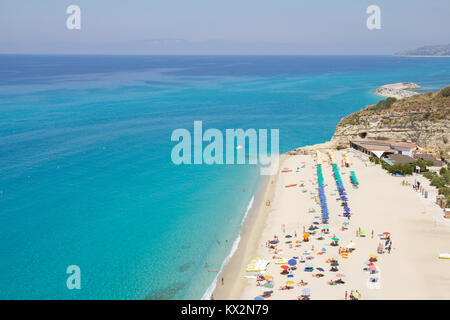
371 230 374 239
210 295 214 300
387 244 392 254
221 278 224 286
345 291 348 300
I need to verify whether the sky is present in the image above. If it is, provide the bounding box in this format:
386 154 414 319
0 0 449 54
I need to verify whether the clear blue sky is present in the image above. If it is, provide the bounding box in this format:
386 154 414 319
0 0 449 54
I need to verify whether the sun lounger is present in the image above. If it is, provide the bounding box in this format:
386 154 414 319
275 257 289 264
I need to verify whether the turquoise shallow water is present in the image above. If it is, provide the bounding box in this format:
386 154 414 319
0 55 449 299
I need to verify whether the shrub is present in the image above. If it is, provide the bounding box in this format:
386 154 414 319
371 97 397 111
439 86 450 97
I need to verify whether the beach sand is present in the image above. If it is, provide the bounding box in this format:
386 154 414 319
213 149 450 300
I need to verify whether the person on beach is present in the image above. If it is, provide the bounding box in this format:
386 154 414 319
345 291 348 300
371 230 374 238
221 278 224 286
377 242 384 254
387 244 392 254
210 295 214 300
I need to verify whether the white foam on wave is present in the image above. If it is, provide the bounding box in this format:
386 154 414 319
201 195 255 300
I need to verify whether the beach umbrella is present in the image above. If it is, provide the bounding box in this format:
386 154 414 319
360 229 366 235
280 265 290 270
264 275 273 280
263 283 274 288
323 226 329 229
254 296 264 300
331 262 339 267
270 240 278 244
332 237 340 241
383 232 390 235
286 235 292 238
288 259 297 266
316 267 325 272
369 254 378 259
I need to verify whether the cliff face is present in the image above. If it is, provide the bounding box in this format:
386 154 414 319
331 88 450 151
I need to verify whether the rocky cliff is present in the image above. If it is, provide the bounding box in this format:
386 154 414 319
331 86 450 151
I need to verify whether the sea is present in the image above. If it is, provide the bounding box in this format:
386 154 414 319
0 55 449 299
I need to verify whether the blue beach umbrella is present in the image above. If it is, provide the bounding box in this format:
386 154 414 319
254 296 264 300
288 259 297 266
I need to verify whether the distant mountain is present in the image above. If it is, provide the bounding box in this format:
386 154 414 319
394 44 450 57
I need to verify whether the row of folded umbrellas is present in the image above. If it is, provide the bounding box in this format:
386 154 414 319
316 164 329 221
350 171 359 185
331 163 352 217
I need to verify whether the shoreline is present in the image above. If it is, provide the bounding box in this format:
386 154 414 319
212 156 285 299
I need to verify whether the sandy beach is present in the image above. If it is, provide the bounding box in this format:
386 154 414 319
213 148 450 300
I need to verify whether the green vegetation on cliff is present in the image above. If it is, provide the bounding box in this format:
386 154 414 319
339 87 450 127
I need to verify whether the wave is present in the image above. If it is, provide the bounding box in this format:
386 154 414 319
201 195 255 300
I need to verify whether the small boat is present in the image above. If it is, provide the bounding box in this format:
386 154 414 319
285 184 298 188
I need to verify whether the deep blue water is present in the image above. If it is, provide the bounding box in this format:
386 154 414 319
0 55 449 299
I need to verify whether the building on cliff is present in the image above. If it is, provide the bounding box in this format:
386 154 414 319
349 139 418 158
